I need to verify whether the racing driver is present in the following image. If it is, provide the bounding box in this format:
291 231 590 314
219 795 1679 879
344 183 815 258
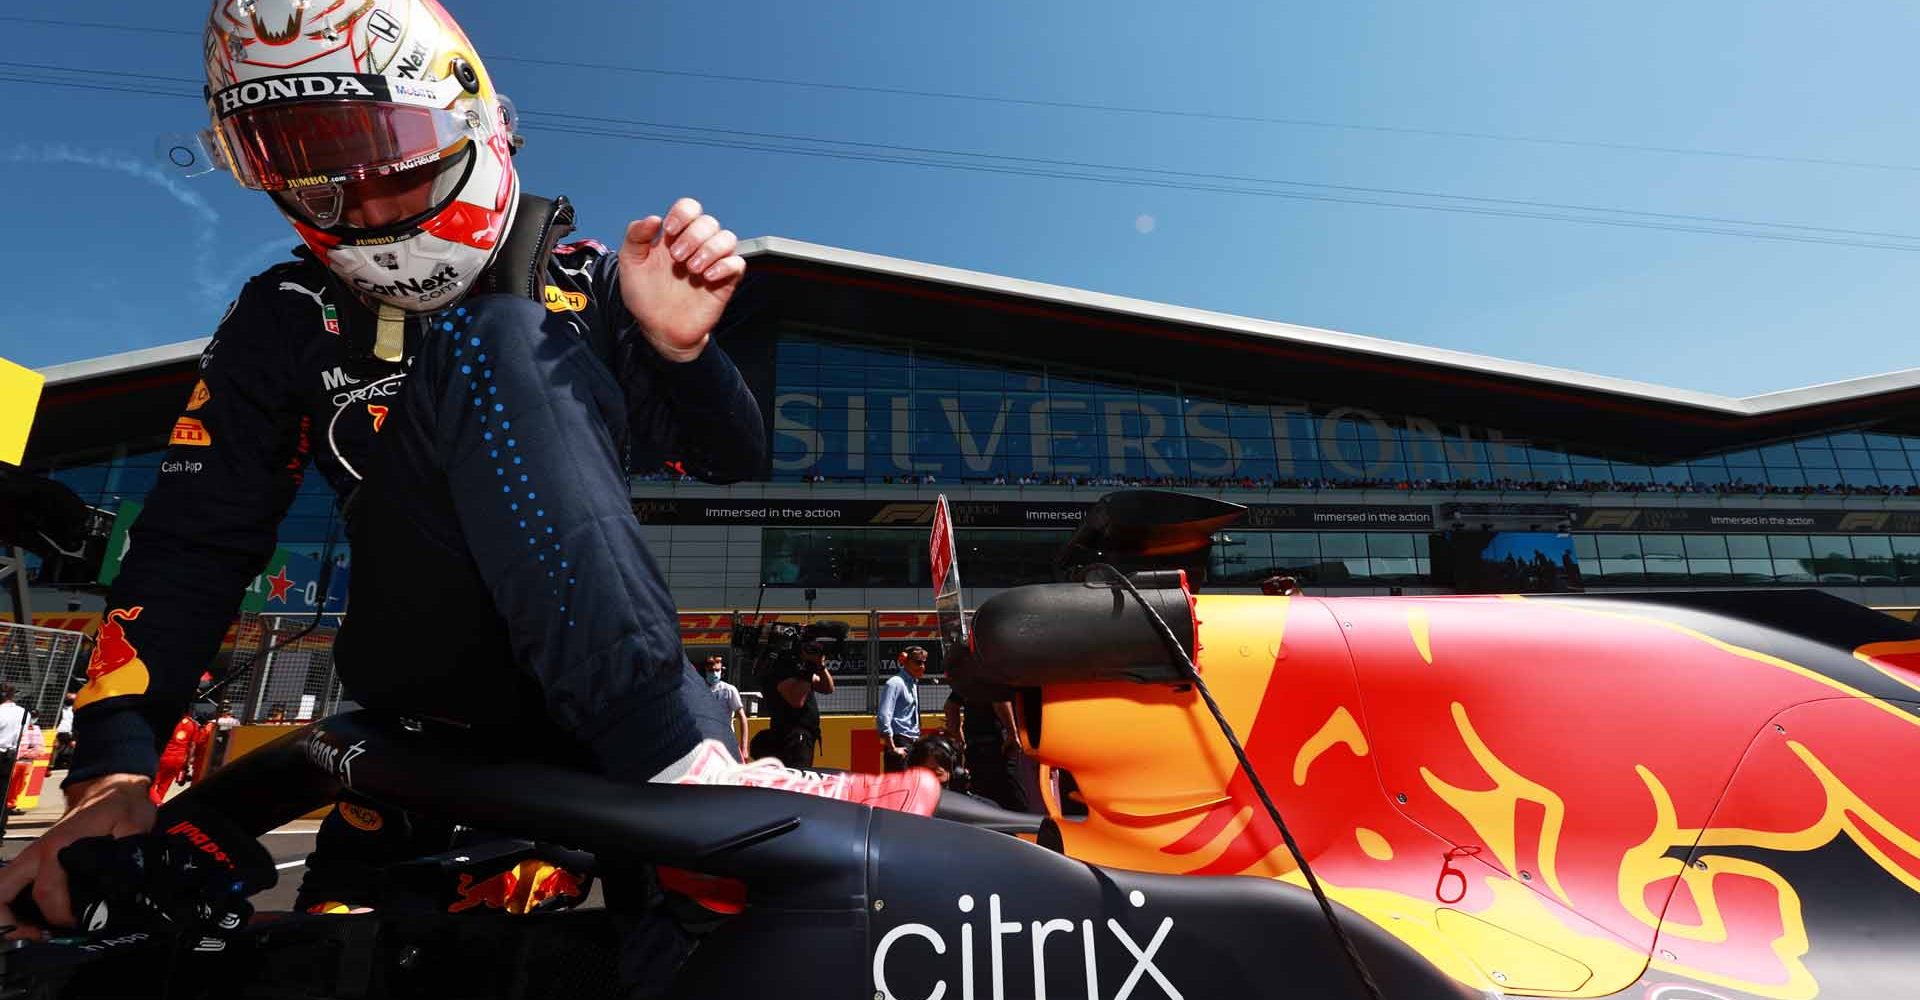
0 0 935 943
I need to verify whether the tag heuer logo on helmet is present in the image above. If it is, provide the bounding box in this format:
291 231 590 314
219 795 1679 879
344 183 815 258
214 75 386 116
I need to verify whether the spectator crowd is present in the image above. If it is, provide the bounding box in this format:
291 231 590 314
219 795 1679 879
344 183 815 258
720 471 1920 498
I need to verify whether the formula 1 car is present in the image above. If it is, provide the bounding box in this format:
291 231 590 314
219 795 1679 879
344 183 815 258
946 490 1920 1000
3 491 1917 1000
0 713 1478 1000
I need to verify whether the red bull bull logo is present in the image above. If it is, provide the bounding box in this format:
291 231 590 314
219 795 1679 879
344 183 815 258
527 868 585 910
75 607 151 710
449 870 517 913
448 861 587 915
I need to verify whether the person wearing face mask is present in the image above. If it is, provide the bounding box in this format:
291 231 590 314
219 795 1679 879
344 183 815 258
702 655 747 760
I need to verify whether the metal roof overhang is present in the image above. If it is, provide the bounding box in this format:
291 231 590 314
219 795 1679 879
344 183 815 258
739 239 1920 459
30 339 206 463
26 237 1920 465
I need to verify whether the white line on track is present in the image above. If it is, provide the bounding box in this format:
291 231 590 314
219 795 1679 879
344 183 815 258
275 860 305 870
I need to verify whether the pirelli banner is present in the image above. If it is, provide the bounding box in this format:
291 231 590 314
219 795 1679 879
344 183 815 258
630 498 1438 531
1572 508 1920 534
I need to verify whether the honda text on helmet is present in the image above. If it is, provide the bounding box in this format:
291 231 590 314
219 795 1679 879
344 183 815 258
200 0 521 312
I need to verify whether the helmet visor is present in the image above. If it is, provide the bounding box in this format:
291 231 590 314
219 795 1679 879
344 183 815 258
271 144 473 231
207 99 476 193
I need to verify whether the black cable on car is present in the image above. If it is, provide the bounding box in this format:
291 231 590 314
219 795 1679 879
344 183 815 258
1086 563 1389 1000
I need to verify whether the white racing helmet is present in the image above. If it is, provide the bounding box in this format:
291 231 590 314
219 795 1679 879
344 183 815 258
201 0 521 313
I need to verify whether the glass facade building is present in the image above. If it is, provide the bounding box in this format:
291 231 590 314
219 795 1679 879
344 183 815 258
41 445 345 566
771 332 1920 491
24 239 1920 619
39 443 1920 606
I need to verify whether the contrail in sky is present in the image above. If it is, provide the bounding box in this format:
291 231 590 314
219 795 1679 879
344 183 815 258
4 143 227 302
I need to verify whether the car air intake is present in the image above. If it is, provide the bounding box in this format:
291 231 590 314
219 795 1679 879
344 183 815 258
963 573 1197 690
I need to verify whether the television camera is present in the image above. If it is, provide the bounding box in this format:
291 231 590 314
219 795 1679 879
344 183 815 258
729 615 851 691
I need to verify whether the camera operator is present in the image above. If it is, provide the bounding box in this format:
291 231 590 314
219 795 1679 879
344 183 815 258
762 640 834 768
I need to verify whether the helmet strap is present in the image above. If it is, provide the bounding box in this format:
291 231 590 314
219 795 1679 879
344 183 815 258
483 193 573 301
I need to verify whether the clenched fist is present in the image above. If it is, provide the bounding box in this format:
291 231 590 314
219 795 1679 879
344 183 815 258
617 197 746 363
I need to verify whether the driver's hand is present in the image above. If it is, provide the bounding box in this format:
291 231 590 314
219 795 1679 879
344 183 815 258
0 774 155 938
617 198 744 363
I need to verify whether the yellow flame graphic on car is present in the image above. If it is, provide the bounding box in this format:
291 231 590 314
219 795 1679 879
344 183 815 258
1422 702 1571 904
1293 706 1368 786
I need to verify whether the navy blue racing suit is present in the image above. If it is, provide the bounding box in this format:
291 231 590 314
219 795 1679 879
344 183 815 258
70 198 761 788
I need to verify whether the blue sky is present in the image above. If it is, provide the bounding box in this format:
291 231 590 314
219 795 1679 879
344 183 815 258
4 2 1919 396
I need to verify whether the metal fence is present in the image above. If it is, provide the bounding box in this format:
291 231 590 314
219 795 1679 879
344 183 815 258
0 620 87 727
1 606 964 731
213 608 947 724
227 612 348 723
687 611 961 718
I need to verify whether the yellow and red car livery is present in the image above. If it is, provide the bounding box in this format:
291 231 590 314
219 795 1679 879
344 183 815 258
1013 589 1920 1000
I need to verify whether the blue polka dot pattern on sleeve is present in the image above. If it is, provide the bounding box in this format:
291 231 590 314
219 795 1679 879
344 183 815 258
456 314 577 629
